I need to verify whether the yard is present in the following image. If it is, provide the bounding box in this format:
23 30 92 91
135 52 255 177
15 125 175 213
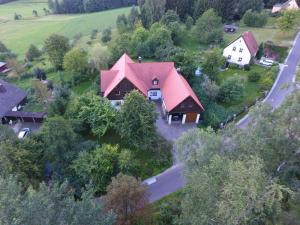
0 0 131 57
218 64 277 112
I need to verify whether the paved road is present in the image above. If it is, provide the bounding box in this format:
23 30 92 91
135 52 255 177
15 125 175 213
237 32 300 128
144 32 300 203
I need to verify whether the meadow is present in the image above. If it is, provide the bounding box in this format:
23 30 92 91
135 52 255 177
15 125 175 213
0 0 131 57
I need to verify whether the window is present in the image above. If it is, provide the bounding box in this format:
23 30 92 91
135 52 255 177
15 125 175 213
227 55 232 59
239 48 243 53
238 57 243 62
232 47 236 51
115 90 121 96
150 92 157 97
152 78 159 85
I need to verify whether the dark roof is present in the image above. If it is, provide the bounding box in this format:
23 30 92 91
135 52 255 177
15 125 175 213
0 79 27 117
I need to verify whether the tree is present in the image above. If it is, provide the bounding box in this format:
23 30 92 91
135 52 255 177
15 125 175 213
140 0 166 27
101 27 112 43
63 48 88 75
40 116 77 177
0 176 116 225
218 75 245 103
202 48 225 81
236 0 264 18
44 34 70 69
25 44 41 61
33 67 46 80
31 80 50 105
243 10 268 27
89 44 112 71
118 149 139 175
72 144 120 194
160 10 180 25
179 155 287 225
116 14 129 33
115 90 157 148
104 173 152 225
169 49 196 81
67 92 116 137
194 9 223 45
109 33 131 62
185 16 194 30
48 85 71 116
32 9 38 17
129 25 150 57
128 6 140 30
277 10 298 32
165 0 194 19
0 138 44 188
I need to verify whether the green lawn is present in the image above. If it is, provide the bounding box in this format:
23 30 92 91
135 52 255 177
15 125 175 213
218 65 274 111
0 0 131 57
224 17 298 46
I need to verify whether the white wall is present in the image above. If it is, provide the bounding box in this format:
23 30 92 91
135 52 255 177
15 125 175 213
223 37 252 66
147 90 162 100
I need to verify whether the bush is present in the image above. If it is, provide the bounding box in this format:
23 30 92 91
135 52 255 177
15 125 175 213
248 71 261 82
243 10 268 27
203 102 231 128
20 72 34 80
101 27 112 43
185 16 194 30
33 67 46 80
259 76 273 90
26 44 41 61
218 76 245 103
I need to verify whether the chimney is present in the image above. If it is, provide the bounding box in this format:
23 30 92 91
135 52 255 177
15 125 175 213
138 56 142 63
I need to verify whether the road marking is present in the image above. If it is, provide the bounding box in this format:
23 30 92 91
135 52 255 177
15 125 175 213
144 178 157 185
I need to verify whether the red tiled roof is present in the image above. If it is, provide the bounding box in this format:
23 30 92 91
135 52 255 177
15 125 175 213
242 31 259 56
100 54 204 112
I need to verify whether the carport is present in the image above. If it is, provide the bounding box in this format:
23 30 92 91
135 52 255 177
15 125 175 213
4 111 47 123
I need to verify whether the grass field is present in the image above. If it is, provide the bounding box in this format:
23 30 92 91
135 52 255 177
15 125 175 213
0 0 131 57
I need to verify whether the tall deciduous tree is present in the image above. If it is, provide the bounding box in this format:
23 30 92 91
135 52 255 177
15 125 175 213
115 90 157 148
140 0 166 27
202 48 225 81
0 176 116 225
63 48 88 75
44 34 70 69
194 9 223 44
105 173 152 225
277 10 298 32
67 92 116 137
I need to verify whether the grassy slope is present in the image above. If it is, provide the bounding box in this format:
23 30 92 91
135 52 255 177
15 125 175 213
0 0 131 57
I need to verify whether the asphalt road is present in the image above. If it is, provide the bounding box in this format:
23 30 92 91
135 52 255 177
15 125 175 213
237 32 300 128
144 32 300 203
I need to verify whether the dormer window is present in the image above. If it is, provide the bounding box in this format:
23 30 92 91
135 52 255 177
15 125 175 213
152 78 159 85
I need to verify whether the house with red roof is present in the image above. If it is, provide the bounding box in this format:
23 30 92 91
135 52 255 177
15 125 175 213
100 54 204 125
223 31 259 66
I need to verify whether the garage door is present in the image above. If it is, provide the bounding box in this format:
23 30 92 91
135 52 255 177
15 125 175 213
186 113 198 123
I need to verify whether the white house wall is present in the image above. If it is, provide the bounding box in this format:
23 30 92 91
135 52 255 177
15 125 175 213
223 37 252 66
148 90 162 100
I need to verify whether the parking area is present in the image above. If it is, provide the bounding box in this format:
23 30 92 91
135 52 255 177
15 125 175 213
155 103 196 142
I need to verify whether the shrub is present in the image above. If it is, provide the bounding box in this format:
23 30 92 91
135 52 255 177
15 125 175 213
20 72 34 80
101 27 112 43
218 76 246 103
243 10 268 27
33 67 46 80
203 102 231 128
185 16 194 30
248 71 261 82
259 76 273 90
26 44 41 61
